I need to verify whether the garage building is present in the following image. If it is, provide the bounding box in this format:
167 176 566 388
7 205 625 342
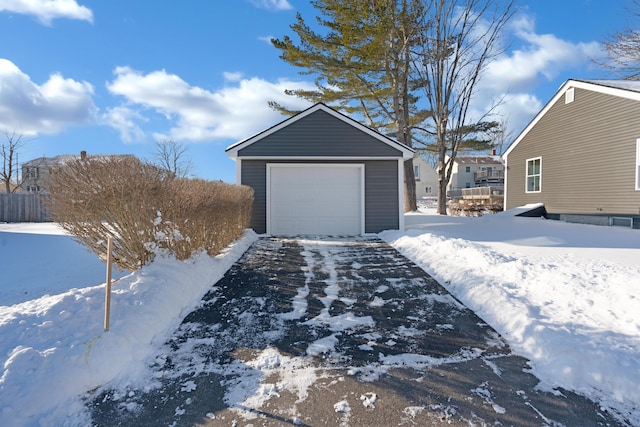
225 103 414 236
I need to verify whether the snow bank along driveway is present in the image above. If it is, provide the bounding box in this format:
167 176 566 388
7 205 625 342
89 237 621 426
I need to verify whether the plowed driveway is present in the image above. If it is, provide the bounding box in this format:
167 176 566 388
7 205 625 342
90 237 622 426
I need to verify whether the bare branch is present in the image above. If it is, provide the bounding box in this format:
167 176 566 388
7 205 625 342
600 0 640 79
152 138 193 179
1 131 31 193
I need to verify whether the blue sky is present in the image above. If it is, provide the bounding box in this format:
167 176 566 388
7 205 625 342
0 0 633 182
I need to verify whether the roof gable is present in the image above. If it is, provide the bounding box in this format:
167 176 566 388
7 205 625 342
226 103 414 160
504 79 640 158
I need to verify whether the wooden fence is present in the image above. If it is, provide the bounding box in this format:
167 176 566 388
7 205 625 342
0 193 53 222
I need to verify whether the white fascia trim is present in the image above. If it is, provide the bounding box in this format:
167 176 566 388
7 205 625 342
398 158 405 231
265 163 366 236
503 156 508 210
504 79 640 159
234 156 405 161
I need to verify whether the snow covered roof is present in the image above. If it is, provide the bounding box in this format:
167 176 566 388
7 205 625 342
22 153 136 167
454 155 503 165
576 79 640 93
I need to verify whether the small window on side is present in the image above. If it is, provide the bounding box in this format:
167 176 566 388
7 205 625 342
526 157 542 193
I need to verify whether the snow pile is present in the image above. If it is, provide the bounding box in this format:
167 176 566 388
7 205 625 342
381 211 640 424
2 209 640 425
0 227 257 427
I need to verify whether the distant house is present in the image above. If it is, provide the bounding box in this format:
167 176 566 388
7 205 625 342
21 151 136 193
446 154 504 196
503 79 640 228
226 103 414 236
412 155 438 200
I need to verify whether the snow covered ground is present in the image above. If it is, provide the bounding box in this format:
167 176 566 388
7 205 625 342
1 206 639 426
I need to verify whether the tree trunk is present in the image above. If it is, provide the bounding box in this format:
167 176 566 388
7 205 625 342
436 173 448 215
404 158 417 212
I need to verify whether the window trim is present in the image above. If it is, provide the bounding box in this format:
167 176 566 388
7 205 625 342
526 157 542 193
636 139 640 191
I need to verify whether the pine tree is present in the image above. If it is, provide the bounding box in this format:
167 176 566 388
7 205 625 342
271 0 428 212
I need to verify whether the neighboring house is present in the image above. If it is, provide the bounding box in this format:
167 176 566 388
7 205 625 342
412 155 438 200
503 79 640 228
225 103 415 236
21 151 136 193
447 154 505 195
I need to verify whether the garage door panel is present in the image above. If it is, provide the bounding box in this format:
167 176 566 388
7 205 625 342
269 165 362 236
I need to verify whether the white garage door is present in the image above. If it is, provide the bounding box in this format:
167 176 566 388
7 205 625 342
269 165 363 236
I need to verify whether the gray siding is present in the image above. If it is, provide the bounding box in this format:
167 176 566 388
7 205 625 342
238 110 403 157
241 161 268 234
506 87 640 215
241 159 399 234
364 161 400 232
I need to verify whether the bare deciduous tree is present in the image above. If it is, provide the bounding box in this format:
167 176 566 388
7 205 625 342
152 138 193 178
416 0 515 214
601 0 640 79
1 131 28 193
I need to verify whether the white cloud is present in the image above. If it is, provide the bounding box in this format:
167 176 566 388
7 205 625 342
105 66 314 142
468 13 605 141
102 106 146 143
0 0 93 25
251 0 292 11
223 71 244 82
258 35 275 44
0 58 96 135
481 15 603 94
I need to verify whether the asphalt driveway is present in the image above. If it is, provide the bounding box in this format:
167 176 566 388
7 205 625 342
90 237 623 426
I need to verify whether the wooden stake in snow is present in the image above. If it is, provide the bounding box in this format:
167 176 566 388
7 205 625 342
104 237 113 332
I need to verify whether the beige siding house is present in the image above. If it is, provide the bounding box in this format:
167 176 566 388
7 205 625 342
412 155 438 200
504 79 640 228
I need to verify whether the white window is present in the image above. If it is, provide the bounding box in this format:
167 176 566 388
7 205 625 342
465 166 471 173
27 167 39 178
414 164 420 181
636 139 640 190
526 157 542 193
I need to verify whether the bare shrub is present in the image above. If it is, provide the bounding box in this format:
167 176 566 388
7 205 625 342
155 179 254 260
48 157 253 271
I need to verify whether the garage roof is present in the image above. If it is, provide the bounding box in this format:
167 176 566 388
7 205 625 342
226 103 414 160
